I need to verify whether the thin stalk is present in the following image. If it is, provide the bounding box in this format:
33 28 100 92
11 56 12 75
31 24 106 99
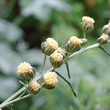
66 62 71 79
0 94 33 109
99 45 110 56
83 32 86 38
40 54 47 74
55 71 76 97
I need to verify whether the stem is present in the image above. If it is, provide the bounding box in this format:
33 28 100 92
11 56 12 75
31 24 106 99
66 43 100 62
0 94 33 109
66 62 71 79
40 54 47 74
83 32 86 38
55 71 76 97
99 45 110 56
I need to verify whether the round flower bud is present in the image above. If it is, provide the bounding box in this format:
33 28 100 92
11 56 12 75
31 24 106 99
17 62 35 80
65 36 82 53
54 47 67 58
42 71 58 89
81 16 95 33
41 38 58 55
81 38 88 45
102 22 110 36
97 33 108 44
50 52 63 68
29 81 40 94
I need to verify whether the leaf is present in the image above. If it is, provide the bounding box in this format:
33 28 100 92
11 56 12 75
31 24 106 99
0 19 23 43
19 0 70 21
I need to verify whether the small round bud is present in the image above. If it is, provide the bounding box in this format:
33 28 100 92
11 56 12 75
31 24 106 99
50 52 63 68
54 47 67 58
17 62 35 80
65 36 82 53
29 81 40 94
42 71 58 89
97 33 108 44
81 38 88 45
102 22 110 36
81 16 95 33
41 38 58 55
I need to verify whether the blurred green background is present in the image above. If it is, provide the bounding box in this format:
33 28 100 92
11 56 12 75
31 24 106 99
0 0 110 110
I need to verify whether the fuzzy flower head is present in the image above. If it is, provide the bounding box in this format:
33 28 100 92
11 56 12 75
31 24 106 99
103 21 110 35
46 38 58 50
41 38 58 55
50 52 63 68
82 16 95 24
69 36 82 45
42 71 58 89
81 16 95 33
98 33 108 44
17 62 35 80
29 81 41 94
55 47 66 58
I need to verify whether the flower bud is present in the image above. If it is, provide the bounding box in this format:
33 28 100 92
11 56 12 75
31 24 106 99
102 22 110 36
65 36 82 52
50 52 63 68
81 16 95 33
41 38 58 55
97 33 108 44
17 62 35 80
54 47 67 58
42 71 58 89
81 38 88 45
29 81 40 94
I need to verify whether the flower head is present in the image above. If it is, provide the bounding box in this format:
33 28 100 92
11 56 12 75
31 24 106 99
50 52 63 68
81 16 95 33
17 62 35 80
82 16 95 24
98 33 108 44
42 71 58 89
29 81 40 94
41 38 58 55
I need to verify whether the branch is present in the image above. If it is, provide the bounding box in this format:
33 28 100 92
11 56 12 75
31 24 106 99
55 71 76 97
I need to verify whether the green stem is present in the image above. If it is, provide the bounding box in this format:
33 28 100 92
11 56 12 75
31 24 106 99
0 94 33 109
66 62 71 79
99 45 110 56
40 54 47 74
83 32 86 38
55 71 76 97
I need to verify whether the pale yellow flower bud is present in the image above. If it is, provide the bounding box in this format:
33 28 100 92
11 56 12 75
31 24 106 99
98 33 108 44
50 52 63 68
29 81 40 94
42 71 58 89
82 16 95 24
65 36 82 52
81 16 95 33
41 38 58 55
17 62 35 80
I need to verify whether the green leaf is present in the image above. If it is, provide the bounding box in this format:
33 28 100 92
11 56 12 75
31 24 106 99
0 19 23 43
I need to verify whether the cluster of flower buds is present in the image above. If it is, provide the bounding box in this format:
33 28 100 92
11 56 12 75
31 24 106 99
41 38 58 55
81 16 95 33
41 71 58 89
65 36 82 53
17 62 36 81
